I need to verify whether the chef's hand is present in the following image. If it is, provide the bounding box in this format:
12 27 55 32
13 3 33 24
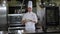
28 19 36 23
21 19 27 24
31 21 36 23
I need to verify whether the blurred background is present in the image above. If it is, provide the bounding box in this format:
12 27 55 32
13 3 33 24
0 0 60 34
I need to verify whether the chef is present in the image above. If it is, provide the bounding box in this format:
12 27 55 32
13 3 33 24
22 1 38 33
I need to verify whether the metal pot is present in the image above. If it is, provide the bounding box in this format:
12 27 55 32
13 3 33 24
0 31 8 34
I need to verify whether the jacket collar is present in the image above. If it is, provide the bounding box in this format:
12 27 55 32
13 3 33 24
28 11 33 13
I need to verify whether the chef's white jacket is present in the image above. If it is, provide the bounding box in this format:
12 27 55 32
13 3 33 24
22 12 38 32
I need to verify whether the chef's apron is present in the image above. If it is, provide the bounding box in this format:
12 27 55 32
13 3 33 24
25 22 35 33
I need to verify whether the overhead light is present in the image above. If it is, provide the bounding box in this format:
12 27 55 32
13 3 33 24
43 2 45 5
2 0 7 6
3 0 6 3
49 4 52 6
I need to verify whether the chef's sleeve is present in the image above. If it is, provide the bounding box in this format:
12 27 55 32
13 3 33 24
33 14 38 23
22 14 26 21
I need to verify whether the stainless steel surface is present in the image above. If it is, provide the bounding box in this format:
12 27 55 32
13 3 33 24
10 24 23 26
0 6 7 26
8 27 25 29
0 31 3 34
2 0 7 7
8 30 24 34
0 31 8 34
8 14 24 24
0 0 7 31
9 23 25 27
8 14 24 16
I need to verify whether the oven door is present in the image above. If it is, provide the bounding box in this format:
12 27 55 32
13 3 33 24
46 6 59 26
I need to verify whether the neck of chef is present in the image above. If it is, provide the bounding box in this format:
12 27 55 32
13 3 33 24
28 11 32 13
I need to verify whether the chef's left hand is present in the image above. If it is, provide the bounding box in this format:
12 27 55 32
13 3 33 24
27 19 36 23
30 20 36 23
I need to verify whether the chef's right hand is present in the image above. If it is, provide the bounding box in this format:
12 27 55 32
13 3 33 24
23 20 27 23
23 19 28 23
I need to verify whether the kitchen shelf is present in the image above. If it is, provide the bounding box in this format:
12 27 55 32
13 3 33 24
8 27 25 30
9 24 25 27
8 14 24 16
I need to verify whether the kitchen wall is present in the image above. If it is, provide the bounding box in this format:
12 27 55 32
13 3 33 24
53 0 60 6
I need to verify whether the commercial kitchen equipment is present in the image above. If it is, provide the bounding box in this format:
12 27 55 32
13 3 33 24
8 1 25 33
0 0 8 31
8 0 43 33
8 14 25 34
43 6 59 32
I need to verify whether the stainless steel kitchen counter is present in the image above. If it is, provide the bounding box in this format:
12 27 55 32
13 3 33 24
8 14 24 16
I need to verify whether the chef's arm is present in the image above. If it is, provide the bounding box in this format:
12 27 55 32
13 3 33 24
21 15 27 24
21 16 27 24
31 20 37 23
33 14 38 23
32 19 38 23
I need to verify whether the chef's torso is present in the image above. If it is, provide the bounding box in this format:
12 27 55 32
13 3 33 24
24 12 35 28
22 12 37 30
